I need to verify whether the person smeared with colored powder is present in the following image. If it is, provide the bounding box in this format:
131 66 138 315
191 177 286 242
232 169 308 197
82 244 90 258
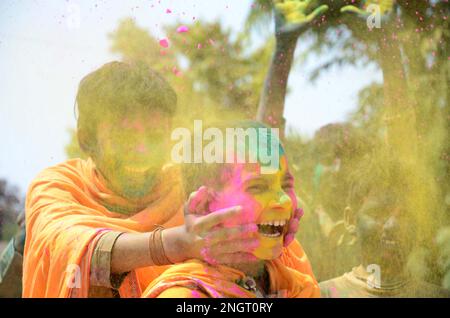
143 121 320 298
319 154 450 298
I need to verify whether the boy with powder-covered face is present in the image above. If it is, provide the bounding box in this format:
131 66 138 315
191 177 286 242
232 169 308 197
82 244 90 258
143 121 319 298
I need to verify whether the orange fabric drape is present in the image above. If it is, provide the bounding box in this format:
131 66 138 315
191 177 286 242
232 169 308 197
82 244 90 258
142 239 320 298
22 158 184 297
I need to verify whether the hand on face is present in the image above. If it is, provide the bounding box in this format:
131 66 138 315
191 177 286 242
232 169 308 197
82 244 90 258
184 156 302 263
284 206 304 247
177 186 259 266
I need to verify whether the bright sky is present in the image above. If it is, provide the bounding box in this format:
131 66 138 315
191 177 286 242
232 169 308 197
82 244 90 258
0 0 382 194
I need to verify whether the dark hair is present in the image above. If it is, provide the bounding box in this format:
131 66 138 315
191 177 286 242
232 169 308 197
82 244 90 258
181 120 284 196
314 123 369 163
346 152 411 211
76 61 177 154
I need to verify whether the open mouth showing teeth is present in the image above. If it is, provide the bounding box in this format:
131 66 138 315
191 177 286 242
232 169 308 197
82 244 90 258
381 239 398 247
257 220 287 238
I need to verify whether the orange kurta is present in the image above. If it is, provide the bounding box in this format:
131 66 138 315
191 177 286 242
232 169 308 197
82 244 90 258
143 239 320 298
22 158 184 297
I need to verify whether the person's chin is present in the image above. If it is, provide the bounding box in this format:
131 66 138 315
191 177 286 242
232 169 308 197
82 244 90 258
118 178 157 200
253 235 283 260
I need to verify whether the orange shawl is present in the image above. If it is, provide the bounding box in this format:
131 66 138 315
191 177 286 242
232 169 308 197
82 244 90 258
142 239 320 298
22 158 184 297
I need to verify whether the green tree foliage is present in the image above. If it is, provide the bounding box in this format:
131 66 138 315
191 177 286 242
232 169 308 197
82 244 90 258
0 179 22 242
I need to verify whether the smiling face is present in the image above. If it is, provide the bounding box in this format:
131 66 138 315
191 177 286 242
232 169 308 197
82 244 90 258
93 109 171 200
355 192 415 269
209 155 297 260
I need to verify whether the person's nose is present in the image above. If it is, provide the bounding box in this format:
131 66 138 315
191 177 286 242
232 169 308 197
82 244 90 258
131 120 146 134
268 191 292 211
382 215 399 236
135 143 148 154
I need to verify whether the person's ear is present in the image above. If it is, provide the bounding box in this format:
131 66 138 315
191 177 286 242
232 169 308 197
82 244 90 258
164 118 174 153
344 206 356 235
77 125 98 158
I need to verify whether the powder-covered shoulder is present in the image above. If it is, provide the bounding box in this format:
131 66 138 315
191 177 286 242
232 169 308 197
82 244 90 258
28 158 89 187
279 238 317 281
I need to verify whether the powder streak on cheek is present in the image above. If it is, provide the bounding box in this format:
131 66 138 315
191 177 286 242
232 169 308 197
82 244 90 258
209 165 261 227
210 191 261 227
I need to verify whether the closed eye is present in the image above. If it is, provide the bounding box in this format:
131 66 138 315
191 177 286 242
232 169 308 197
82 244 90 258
245 183 269 194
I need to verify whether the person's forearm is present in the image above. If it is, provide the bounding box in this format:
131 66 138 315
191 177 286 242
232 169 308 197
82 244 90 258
110 232 153 274
257 35 298 134
110 227 186 274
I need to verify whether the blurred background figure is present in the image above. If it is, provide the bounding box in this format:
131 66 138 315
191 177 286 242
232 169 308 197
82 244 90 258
293 123 370 281
320 154 450 297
